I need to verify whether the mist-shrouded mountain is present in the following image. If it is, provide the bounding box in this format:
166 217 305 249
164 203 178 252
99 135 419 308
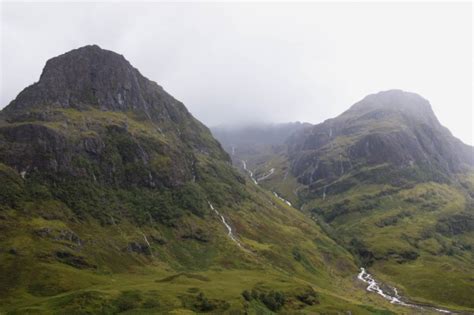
0 45 409 314
217 90 474 312
287 90 473 197
212 122 310 154
211 122 310 175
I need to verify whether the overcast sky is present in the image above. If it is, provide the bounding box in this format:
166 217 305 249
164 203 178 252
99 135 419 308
1 2 472 144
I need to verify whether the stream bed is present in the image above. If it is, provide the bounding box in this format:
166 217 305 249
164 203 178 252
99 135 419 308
358 268 452 314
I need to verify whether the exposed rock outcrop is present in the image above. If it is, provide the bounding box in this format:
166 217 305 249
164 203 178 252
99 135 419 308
287 90 473 195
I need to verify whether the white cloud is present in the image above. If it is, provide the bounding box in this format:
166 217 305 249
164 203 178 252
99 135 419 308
1 2 472 144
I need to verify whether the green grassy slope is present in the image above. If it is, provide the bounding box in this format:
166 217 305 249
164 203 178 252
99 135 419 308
0 107 404 314
0 160 404 314
305 175 474 310
235 138 474 312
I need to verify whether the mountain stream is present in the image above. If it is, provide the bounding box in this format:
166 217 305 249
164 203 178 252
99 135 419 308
358 268 452 314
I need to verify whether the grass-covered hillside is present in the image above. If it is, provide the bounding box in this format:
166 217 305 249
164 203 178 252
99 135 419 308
1 155 411 314
306 175 474 311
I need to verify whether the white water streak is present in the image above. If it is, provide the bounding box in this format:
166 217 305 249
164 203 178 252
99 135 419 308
241 160 258 185
273 192 292 207
208 202 243 248
140 232 154 257
358 268 451 313
257 168 275 181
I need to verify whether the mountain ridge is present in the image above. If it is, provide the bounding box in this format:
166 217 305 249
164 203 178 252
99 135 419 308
287 90 472 197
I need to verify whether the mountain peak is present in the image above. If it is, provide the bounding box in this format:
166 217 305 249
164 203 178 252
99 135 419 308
4 45 170 116
40 44 124 79
286 90 472 191
348 89 436 122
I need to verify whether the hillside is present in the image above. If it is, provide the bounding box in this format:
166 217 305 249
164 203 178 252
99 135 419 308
0 46 406 314
217 90 474 312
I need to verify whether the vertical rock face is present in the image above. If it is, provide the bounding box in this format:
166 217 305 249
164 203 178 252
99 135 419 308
0 44 231 193
5 45 180 120
286 90 473 194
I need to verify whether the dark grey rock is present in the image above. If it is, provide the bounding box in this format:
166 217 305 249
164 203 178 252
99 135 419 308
286 90 474 195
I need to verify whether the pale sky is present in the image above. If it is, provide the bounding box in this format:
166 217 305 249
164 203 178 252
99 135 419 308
1 2 472 144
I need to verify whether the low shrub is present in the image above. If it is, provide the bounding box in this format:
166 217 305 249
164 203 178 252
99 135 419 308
114 290 143 312
241 288 286 311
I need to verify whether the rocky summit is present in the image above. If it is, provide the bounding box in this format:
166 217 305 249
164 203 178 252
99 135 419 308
0 45 231 191
6 45 176 116
287 90 473 196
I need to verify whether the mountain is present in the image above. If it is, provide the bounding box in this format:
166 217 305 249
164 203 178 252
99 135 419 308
1 45 230 190
287 90 473 197
216 90 474 312
0 46 400 314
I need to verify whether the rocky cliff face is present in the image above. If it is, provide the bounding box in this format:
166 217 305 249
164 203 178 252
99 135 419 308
0 45 231 192
6 45 181 118
0 45 239 225
287 90 473 196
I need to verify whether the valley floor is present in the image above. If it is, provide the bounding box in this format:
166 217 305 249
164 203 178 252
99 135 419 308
0 264 451 314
